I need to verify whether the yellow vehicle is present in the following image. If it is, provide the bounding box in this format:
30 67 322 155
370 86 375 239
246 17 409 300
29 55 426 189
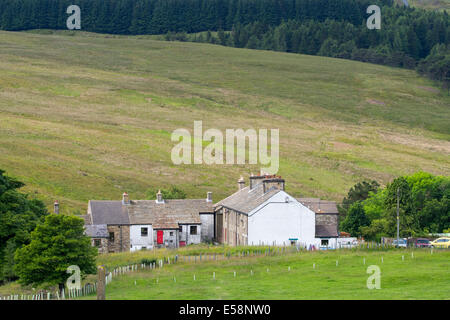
430 237 450 248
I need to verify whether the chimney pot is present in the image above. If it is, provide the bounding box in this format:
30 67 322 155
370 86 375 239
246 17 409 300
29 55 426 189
156 190 164 203
54 200 59 214
238 176 245 190
122 192 129 205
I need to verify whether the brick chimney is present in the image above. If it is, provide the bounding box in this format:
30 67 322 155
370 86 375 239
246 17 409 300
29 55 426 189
238 176 245 190
54 200 59 214
206 192 212 202
156 190 164 204
122 192 129 205
249 173 285 192
249 173 266 189
262 175 285 193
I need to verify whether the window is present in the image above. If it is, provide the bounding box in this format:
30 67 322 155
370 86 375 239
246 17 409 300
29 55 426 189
141 227 148 237
321 239 329 247
94 239 101 247
170 232 174 236
109 232 115 242
190 226 197 235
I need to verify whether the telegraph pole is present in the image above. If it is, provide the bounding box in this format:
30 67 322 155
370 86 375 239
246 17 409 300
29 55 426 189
396 187 400 247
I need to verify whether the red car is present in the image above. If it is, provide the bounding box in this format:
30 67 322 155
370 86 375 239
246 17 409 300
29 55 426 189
408 238 431 248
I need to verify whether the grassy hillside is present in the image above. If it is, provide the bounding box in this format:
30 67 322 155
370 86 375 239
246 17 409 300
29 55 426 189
0 30 449 213
86 249 449 300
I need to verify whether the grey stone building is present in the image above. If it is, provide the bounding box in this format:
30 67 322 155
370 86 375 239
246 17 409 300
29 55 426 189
297 198 339 247
84 224 109 254
83 191 215 252
83 200 131 253
214 174 340 248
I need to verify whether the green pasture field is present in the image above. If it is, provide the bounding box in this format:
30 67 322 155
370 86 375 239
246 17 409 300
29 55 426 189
85 248 449 300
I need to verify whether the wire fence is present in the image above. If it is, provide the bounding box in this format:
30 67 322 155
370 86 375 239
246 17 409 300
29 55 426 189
0 243 443 300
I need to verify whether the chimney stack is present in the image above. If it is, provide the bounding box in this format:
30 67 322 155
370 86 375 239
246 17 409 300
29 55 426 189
156 190 164 203
238 176 245 190
262 175 285 193
249 173 285 192
249 174 266 189
54 200 59 214
122 192 129 205
206 192 212 202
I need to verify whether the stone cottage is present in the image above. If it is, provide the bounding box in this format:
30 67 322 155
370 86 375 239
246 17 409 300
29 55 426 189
126 190 215 250
215 174 315 247
83 174 339 252
83 191 215 252
83 199 131 253
297 198 339 248
215 174 339 248
84 224 109 254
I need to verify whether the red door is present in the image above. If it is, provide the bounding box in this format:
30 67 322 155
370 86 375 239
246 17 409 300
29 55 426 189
157 230 164 244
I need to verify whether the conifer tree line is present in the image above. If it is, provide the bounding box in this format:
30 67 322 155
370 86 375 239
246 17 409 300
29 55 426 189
163 6 449 87
0 0 448 87
0 0 390 34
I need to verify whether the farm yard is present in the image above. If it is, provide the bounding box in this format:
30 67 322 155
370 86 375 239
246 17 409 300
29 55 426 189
83 247 450 300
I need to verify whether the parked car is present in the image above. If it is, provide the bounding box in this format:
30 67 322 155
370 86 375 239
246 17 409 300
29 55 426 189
430 237 450 248
408 238 431 248
392 238 407 248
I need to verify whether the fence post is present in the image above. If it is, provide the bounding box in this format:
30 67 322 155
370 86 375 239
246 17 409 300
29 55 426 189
97 266 106 300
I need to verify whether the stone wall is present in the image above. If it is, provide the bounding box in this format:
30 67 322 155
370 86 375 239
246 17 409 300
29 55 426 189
221 207 248 246
92 238 108 254
216 211 223 243
107 225 130 253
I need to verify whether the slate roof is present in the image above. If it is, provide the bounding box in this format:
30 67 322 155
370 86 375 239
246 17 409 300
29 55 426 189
89 201 130 225
297 198 339 214
214 183 281 214
315 225 339 238
297 198 339 238
127 199 213 228
84 224 109 238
